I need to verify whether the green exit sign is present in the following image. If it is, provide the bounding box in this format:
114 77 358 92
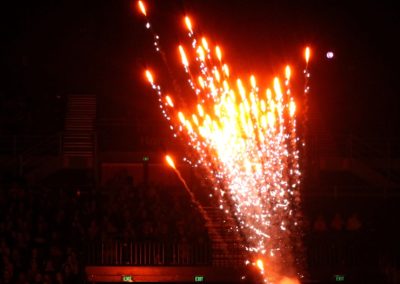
194 275 204 282
122 275 133 282
335 274 345 282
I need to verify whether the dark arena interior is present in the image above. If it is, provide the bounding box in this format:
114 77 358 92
1 1 400 284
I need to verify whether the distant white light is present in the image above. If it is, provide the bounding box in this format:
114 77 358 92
326 51 334 59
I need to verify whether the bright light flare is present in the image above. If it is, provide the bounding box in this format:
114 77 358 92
165 155 176 169
215 46 222 61
250 75 256 89
256 259 264 272
285 65 291 81
179 45 189 67
197 104 204 117
326 51 334 59
165 95 174 107
222 64 229 77
137 1 147 16
145 70 154 84
197 46 205 61
289 100 296 117
178 112 185 124
184 16 193 33
305 47 311 64
201 37 209 51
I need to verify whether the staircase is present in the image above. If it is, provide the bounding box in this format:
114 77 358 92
63 95 96 169
203 206 246 267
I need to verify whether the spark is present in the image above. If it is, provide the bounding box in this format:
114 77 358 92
138 1 147 16
289 100 296 117
179 45 189 67
256 259 265 272
165 154 219 242
165 95 174 107
185 16 193 33
145 70 154 85
215 46 222 62
285 65 291 82
165 155 176 169
305 47 311 64
202 37 209 51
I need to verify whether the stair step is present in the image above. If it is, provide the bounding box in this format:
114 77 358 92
66 112 96 116
65 122 94 126
63 152 93 157
63 144 93 148
65 116 95 119
64 142 94 148
65 125 94 129
63 138 93 143
66 107 96 111
64 135 93 138
65 125 94 128
68 98 96 102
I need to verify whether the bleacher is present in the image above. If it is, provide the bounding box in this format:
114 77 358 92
1 95 400 283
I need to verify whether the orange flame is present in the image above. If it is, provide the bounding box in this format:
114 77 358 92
179 45 189 67
137 1 147 16
201 37 209 50
165 155 176 169
178 111 185 124
184 16 193 33
250 75 256 89
256 259 264 271
197 104 204 117
145 70 154 84
215 46 222 62
285 65 291 81
222 64 229 77
305 47 311 64
165 95 174 107
289 100 296 117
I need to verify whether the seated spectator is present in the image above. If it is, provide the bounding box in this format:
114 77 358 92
346 212 362 232
313 215 327 232
331 213 344 231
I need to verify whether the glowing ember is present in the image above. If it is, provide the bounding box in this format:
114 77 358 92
256 259 265 272
165 155 176 169
184 16 193 34
137 0 147 16
145 69 154 85
305 46 311 64
138 2 308 283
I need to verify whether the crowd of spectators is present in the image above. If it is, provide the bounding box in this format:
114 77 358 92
98 171 209 244
0 181 82 283
1 170 399 283
303 202 400 283
310 212 362 233
0 173 209 283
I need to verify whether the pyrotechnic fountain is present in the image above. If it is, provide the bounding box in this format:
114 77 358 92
136 2 310 283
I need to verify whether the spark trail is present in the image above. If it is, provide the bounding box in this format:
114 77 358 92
137 2 309 283
165 155 212 227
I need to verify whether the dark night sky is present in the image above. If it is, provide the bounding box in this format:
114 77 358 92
1 1 399 140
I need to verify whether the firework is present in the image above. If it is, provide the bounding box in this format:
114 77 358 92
138 3 309 283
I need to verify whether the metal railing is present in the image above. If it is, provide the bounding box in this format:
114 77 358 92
86 240 212 266
305 233 400 283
